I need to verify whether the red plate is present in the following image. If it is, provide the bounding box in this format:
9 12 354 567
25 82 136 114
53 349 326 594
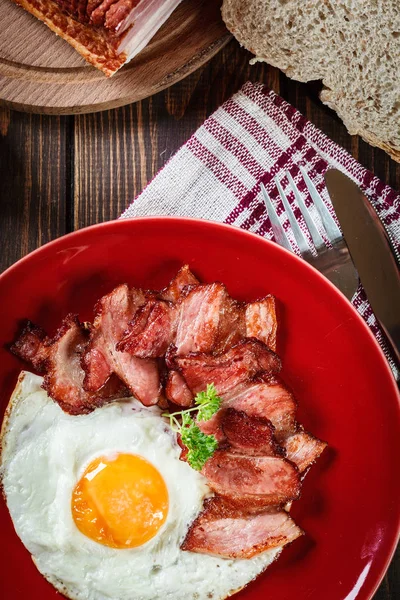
0 217 399 600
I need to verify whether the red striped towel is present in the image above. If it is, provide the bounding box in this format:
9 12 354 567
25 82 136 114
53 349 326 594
122 82 400 377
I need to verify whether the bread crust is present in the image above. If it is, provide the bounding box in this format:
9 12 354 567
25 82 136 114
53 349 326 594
222 0 400 162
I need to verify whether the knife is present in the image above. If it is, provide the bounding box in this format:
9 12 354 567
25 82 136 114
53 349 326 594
324 169 400 364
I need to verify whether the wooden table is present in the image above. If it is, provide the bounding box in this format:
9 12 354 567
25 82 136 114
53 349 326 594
0 39 398 598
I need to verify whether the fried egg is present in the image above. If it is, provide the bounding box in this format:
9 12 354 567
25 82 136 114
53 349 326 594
1 371 280 600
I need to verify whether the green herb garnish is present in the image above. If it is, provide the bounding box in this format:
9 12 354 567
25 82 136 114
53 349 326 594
196 383 222 421
163 383 222 471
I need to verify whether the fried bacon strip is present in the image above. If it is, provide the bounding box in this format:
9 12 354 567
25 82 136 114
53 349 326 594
172 338 281 396
10 314 127 415
182 497 303 559
197 377 296 446
81 284 161 406
119 283 277 361
201 450 301 508
10 320 50 373
159 264 199 303
221 377 297 441
221 408 285 457
43 314 128 415
117 298 178 358
118 283 244 357
165 370 193 407
117 265 205 358
174 283 245 355
245 296 277 352
283 430 327 473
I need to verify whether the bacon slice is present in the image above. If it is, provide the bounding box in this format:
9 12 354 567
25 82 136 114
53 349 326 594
82 284 144 389
202 450 301 507
165 370 193 407
182 497 303 559
284 430 327 473
160 264 199 303
224 377 297 440
119 282 245 358
117 266 201 358
246 296 277 351
173 339 281 396
221 408 284 457
119 277 277 361
82 284 161 406
10 321 50 373
43 314 127 415
175 283 244 355
12 0 184 76
198 378 296 444
117 299 177 357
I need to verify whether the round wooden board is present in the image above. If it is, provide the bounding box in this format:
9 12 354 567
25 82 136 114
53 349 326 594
0 0 231 114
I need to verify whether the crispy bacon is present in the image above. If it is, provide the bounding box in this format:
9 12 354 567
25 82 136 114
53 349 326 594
196 406 226 442
182 497 303 558
284 430 327 473
10 321 50 373
198 378 296 444
119 277 277 361
117 299 177 357
221 408 284 457
202 450 301 507
175 283 244 355
81 284 161 406
118 266 201 358
246 296 277 351
119 283 245 359
82 284 143 389
43 314 127 415
174 338 281 396
160 264 199 303
165 370 193 407
223 377 297 441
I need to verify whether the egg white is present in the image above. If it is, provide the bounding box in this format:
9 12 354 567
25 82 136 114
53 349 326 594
1 371 281 600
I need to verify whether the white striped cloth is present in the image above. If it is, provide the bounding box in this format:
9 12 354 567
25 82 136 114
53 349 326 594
121 82 400 377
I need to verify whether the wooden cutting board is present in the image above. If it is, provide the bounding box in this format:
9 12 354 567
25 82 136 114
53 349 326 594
0 0 231 114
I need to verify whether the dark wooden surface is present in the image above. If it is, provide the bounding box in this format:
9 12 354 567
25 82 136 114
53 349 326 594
0 39 398 598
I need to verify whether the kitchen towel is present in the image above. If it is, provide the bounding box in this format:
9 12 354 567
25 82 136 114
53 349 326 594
121 81 400 377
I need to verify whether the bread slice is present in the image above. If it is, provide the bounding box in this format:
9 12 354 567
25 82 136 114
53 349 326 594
221 0 400 161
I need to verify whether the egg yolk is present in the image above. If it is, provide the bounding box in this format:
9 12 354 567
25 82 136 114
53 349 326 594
71 453 169 549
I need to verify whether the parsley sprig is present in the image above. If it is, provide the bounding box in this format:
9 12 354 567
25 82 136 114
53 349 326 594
163 383 222 471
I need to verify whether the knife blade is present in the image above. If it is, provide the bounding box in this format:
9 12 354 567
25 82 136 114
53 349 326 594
324 169 400 363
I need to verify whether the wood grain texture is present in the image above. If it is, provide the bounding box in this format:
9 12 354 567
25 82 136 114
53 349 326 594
0 39 398 599
0 108 69 269
0 0 230 114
